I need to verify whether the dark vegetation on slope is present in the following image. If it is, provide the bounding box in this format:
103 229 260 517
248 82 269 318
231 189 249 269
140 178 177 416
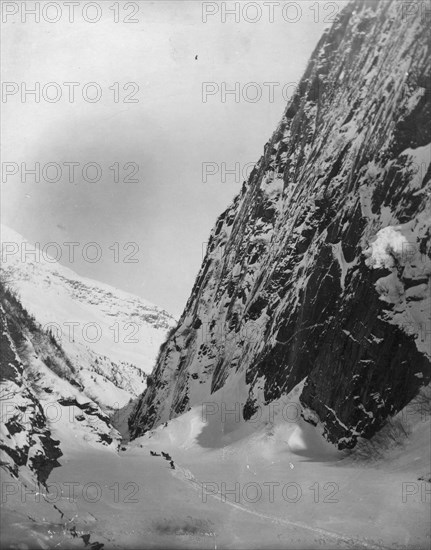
0 281 64 484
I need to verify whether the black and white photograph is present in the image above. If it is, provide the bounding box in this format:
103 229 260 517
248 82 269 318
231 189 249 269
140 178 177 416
0 0 430 548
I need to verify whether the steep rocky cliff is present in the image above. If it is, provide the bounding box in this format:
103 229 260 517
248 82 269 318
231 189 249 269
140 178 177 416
130 0 431 448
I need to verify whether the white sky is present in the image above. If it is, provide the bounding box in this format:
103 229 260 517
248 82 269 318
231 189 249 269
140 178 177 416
1 0 348 316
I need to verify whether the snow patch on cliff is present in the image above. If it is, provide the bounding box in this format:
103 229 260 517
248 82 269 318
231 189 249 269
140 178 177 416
365 216 431 358
364 226 409 269
400 144 431 191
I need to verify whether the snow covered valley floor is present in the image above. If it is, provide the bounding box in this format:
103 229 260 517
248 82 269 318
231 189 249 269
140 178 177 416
1 390 430 550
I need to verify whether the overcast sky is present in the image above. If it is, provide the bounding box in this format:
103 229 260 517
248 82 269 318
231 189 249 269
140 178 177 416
1 0 347 316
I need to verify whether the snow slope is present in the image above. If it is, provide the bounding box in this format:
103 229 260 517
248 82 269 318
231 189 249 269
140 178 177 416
1 380 429 549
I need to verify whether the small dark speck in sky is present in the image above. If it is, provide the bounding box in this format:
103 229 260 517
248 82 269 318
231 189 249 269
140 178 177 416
195 55 198 60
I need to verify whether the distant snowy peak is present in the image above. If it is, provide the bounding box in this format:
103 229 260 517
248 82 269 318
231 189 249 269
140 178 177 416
0 224 176 407
0 224 173 322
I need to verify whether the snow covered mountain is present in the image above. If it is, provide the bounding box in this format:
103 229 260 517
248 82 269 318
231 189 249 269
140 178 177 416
129 0 431 448
1 224 176 410
1 1 430 548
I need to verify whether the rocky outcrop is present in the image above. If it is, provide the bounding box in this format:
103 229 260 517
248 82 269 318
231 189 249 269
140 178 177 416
0 285 120 484
0 302 63 485
129 0 431 448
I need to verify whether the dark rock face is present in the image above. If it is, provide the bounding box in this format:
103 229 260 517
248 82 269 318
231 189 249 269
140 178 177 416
0 304 63 485
129 0 431 448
